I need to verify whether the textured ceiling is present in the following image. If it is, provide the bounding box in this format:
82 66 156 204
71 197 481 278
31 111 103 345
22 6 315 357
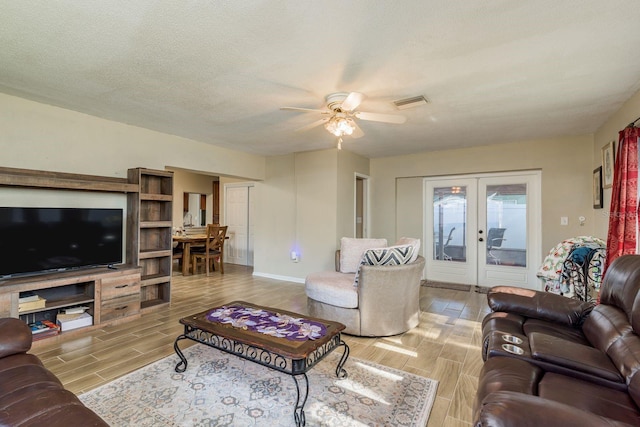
2 1 640 158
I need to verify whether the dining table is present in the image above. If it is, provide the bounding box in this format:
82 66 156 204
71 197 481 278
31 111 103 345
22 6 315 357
173 234 229 276
173 234 208 276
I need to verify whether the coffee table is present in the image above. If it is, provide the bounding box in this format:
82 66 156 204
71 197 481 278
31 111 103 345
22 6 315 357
173 301 350 426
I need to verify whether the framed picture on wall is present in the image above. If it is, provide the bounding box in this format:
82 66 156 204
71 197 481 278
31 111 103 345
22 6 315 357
602 141 616 189
593 166 603 209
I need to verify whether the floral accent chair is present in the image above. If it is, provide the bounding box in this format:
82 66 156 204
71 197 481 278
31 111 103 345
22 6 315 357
305 237 425 337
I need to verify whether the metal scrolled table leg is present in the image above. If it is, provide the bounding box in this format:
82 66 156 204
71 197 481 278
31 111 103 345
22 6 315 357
336 340 350 378
292 373 309 426
173 334 189 373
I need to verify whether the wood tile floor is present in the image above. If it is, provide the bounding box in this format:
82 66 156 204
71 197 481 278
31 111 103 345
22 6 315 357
31 264 490 426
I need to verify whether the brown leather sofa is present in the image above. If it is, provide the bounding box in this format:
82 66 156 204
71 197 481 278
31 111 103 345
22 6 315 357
0 317 108 426
474 254 640 426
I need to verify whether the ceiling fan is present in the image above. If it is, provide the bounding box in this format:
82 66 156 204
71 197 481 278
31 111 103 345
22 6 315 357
280 92 406 147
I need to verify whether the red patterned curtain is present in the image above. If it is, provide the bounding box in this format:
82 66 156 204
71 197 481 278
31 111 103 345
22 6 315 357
604 126 640 273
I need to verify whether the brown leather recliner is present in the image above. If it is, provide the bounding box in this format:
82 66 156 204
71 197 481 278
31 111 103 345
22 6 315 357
474 254 640 426
0 318 108 426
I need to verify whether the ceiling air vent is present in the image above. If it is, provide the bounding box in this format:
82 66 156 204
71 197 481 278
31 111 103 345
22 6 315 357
393 95 429 110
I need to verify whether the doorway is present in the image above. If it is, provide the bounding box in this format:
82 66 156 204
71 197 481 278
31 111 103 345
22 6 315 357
424 171 541 289
355 174 369 238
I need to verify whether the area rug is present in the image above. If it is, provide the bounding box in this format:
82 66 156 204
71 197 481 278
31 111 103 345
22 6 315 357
80 344 437 427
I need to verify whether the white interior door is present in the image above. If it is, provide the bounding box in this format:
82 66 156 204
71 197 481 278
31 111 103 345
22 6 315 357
224 184 253 266
424 172 541 288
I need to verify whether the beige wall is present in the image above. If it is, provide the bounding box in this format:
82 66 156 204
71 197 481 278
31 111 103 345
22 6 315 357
168 168 218 228
593 89 640 238
0 93 265 180
253 149 369 281
337 149 370 240
5 86 640 284
370 135 595 259
396 177 424 253
253 154 298 278
0 85 368 283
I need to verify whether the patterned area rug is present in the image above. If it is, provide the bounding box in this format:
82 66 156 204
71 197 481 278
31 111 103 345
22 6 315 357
80 344 438 426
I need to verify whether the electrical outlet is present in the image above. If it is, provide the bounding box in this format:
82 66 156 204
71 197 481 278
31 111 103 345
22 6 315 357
560 216 568 226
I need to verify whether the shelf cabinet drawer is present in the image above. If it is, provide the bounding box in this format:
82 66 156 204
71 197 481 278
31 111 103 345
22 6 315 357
100 294 140 322
101 273 141 300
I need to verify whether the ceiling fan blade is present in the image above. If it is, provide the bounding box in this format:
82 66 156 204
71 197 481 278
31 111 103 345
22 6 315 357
281 107 331 114
340 92 365 112
355 111 407 124
296 118 328 132
350 121 365 139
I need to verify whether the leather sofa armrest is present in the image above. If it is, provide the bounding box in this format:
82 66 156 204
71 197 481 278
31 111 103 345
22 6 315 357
475 391 635 427
0 317 32 358
488 286 595 326
529 332 624 383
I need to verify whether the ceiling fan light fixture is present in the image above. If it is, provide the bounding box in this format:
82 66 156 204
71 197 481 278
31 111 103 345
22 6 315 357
324 116 355 137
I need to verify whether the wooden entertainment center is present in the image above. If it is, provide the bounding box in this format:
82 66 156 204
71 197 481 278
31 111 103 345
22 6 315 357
0 166 174 339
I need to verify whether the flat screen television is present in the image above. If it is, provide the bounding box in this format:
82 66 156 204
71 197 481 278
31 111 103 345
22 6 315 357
0 207 123 278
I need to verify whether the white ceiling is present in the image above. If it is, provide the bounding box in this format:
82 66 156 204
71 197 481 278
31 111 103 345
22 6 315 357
2 1 640 158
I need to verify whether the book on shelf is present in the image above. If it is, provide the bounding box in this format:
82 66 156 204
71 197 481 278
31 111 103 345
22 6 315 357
18 291 40 303
28 319 60 335
18 296 47 312
64 306 89 315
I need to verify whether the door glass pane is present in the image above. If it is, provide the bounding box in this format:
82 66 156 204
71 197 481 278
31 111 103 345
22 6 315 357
433 186 467 262
486 184 527 267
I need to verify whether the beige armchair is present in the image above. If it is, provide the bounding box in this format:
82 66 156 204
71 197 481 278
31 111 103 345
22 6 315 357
306 246 425 337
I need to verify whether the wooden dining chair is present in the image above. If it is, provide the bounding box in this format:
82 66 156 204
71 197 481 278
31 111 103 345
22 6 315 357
172 242 184 269
191 225 227 275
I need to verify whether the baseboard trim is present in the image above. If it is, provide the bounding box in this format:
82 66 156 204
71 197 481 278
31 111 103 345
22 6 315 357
252 271 305 284
423 280 472 291
422 280 491 294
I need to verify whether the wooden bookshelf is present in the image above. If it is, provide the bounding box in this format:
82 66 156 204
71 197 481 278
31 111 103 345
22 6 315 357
127 168 173 311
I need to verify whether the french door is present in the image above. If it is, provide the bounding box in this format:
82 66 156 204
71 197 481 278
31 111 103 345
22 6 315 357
424 172 541 289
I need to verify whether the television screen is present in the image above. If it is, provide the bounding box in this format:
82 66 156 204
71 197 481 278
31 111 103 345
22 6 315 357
0 207 123 278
